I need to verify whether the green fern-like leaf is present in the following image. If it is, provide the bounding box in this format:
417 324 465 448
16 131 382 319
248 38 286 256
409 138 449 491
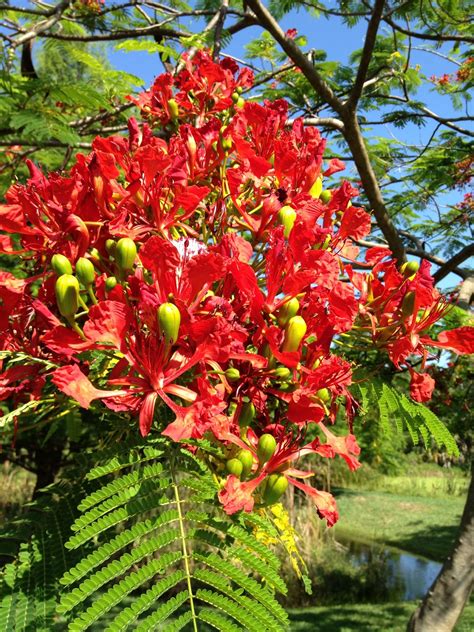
57 440 288 630
352 379 459 456
1 438 289 630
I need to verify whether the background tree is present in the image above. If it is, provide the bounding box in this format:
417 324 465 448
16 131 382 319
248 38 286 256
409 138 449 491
1 1 472 629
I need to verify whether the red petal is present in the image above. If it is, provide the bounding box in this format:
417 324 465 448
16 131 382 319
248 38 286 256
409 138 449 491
338 205 371 241
424 326 474 355
52 365 124 408
139 392 158 437
84 301 132 350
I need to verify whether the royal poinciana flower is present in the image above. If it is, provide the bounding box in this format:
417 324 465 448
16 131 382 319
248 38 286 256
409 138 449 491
0 50 472 522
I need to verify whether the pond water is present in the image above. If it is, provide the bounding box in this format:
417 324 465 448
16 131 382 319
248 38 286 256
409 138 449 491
342 539 442 601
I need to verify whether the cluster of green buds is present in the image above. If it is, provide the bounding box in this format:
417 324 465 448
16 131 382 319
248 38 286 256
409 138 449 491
222 421 288 506
231 86 244 109
52 254 99 337
225 449 254 479
100 237 138 287
256 434 288 504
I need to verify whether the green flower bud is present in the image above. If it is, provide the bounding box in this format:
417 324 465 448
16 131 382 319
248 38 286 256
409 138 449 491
278 382 296 392
221 137 233 151
75 257 95 287
401 291 416 318
309 176 323 199
231 91 240 104
257 434 277 464
157 302 181 345
105 276 118 291
168 98 179 120
225 367 240 382
278 205 297 238
105 239 116 255
282 315 307 353
226 458 243 478
400 261 419 278
51 254 73 276
235 97 245 109
89 248 101 262
115 237 137 272
273 366 291 380
55 274 80 318
316 387 331 403
277 297 300 326
262 474 288 505
239 402 256 428
237 449 254 478
320 189 332 204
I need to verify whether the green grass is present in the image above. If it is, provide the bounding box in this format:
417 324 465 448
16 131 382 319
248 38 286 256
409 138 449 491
288 601 474 631
332 460 469 498
333 488 464 561
375 474 468 497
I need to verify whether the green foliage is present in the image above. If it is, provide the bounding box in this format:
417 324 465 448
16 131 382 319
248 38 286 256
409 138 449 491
0 439 289 631
0 474 90 631
352 379 459 457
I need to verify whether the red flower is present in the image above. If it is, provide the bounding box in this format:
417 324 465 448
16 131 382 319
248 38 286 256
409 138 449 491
0 48 467 529
409 370 436 403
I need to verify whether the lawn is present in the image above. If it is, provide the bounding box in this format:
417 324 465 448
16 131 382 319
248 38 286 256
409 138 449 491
333 487 465 561
288 601 474 631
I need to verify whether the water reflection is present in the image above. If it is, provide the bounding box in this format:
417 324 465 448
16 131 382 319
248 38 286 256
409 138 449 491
341 539 442 601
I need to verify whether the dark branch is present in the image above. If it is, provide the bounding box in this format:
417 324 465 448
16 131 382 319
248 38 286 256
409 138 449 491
27 24 185 42
20 40 38 79
348 0 386 110
433 244 474 283
213 0 229 59
245 0 343 114
384 14 474 44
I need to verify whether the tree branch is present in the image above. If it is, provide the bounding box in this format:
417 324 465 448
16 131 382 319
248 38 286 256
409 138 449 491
433 244 474 283
10 0 71 48
246 0 407 263
287 117 345 131
384 14 474 44
245 0 343 115
25 23 185 42
0 139 92 149
457 276 474 310
341 112 407 262
212 0 229 59
347 0 386 110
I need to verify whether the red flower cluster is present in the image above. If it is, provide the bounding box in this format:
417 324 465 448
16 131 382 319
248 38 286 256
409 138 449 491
1 51 472 521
